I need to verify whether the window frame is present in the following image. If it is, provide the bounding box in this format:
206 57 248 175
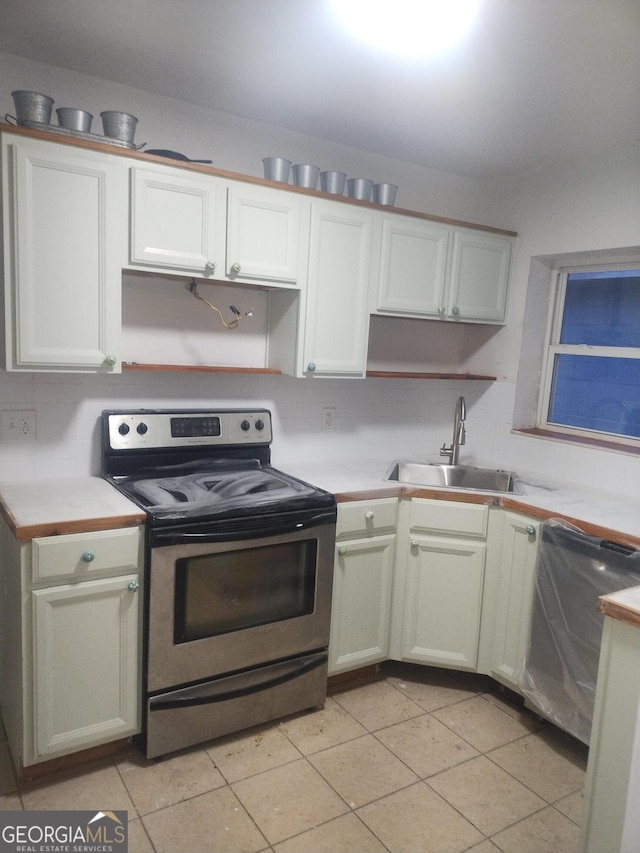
538 260 640 448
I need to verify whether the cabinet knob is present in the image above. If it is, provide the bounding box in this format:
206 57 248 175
526 524 536 537
452 306 460 316
307 362 316 372
365 510 375 520
230 262 241 275
410 539 419 548
128 580 140 592
81 550 95 563
438 305 446 315
204 260 217 274
338 546 347 556
104 355 117 366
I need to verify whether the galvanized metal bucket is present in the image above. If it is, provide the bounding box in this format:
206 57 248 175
320 170 347 195
347 177 373 201
373 182 398 206
11 90 54 125
100 110 138 144
56 107 93 133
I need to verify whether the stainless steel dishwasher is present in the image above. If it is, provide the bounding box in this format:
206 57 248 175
520 519 640 745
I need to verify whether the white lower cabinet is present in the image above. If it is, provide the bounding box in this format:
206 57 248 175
0 521 143 770
32 573 140 758
399 499 488 669
484 510 540 691
328 499 396 674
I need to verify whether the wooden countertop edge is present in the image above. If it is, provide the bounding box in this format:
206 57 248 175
335 488 640 548
3 507 146 541
598 595 640 630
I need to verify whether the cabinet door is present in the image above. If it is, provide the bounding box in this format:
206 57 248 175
376 215 449 317
329 534 395 674
130 166 224 274
447 230 513 323
226 183 304 285
3 137 121 371
302 201 376 377
491 513 539 690
402 535 486 669
32 574 140 757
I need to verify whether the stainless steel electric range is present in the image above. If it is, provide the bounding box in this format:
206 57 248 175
101 408 336 758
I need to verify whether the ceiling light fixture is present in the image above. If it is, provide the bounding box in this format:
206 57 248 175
331 0 481 58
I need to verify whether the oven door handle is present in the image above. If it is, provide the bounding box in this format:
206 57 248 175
150 507 336 546
148 651 327 711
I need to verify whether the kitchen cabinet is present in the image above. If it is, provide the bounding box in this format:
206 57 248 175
328 499 397 675
398 498 488 670
0 520 143 770
129 164 306 287
487 511 540 692
294 199 378 377
375 214 450 317
448 229 512 323
374 217 513 325
1 134 123 372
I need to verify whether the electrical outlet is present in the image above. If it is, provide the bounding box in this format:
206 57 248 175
1 409 36 442
322 407 336 431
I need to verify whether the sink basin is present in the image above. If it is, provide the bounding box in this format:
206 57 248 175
387 461 515 493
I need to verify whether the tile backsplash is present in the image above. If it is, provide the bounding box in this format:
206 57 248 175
0 370 638 502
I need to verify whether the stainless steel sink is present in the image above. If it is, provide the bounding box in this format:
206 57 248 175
387 461 515 493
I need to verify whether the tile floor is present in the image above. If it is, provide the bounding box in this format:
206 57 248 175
1 663 588 853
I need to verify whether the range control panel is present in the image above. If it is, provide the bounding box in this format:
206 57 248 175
104 409 272 451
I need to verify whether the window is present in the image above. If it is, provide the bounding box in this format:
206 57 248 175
540 265 640 445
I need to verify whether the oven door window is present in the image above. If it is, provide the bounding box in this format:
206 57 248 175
174 539 317 642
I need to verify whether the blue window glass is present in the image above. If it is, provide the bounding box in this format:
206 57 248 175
560 270 640 347
549 354 640 437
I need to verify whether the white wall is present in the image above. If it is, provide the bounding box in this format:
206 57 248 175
458 143 640 496
0 51 484 222
2 50 640 501
0 50 495 485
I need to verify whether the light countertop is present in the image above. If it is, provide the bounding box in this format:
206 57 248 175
287 458 640 545
3 463 640 626
0 477 145 539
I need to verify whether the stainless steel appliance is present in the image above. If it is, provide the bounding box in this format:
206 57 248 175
102 408 336 759
521 519 640 745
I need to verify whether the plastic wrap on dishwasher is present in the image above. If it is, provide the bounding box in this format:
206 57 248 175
520 518 640 744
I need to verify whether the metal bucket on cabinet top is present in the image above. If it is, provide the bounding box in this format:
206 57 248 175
11 90 54 124
101 111 138 144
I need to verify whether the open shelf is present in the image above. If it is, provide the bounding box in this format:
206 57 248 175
122 363 281 375
365 370 496 380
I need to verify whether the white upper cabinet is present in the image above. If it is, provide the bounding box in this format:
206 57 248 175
301 200 378 377
1 135 123 372
129 164 305 287
448 229 513 323
376 215 450 317
130 165 225 274
226 182 305 285
375 217 514 325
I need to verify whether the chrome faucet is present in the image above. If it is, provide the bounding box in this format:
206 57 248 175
440 396 466 465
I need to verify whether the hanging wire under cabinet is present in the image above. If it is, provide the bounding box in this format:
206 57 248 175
185 278 253 329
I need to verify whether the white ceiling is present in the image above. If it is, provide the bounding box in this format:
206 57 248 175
0 0 638 179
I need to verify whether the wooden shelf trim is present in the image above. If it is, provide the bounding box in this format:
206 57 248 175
365 371 496 380
122 364 496 380
1 122 517 238
122 363 281 375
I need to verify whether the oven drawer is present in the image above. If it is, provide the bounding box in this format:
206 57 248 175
145 651 328 758
32 526 143 584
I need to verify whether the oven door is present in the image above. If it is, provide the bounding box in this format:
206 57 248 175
146 510 336 694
